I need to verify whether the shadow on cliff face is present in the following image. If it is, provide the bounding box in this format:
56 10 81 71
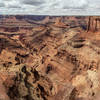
4 27 19 32
80 24 87 30
7 65 54 100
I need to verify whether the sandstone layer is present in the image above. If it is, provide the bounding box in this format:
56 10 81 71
87 16 100 32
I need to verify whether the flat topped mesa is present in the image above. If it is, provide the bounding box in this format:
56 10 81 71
87 16 100 32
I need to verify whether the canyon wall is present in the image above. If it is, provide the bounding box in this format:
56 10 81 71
87 16 100 32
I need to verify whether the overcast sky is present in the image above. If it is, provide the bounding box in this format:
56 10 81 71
0 0 100 15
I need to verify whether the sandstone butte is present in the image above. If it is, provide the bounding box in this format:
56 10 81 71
0 16 100 100
87 16 100 32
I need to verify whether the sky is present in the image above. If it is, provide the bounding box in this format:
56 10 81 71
0 0 100 15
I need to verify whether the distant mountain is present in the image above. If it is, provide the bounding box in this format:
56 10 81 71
0 15 46 21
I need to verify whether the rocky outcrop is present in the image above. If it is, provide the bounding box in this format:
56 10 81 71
54 17 67 28
8 65 54 100
0 78 10 100
4 27 19 32
87 16 100 32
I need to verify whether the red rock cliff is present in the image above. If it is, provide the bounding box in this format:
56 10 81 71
87 16 100 32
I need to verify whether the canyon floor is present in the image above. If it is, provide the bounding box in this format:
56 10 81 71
0 16 100 100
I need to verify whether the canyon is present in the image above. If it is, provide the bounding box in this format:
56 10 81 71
0 16 100 100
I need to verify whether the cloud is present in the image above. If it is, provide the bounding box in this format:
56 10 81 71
4 0 21 9
0 3 5 7
22 0 45 6
0 0 100 15
62 0 88 9
7 5 21 8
